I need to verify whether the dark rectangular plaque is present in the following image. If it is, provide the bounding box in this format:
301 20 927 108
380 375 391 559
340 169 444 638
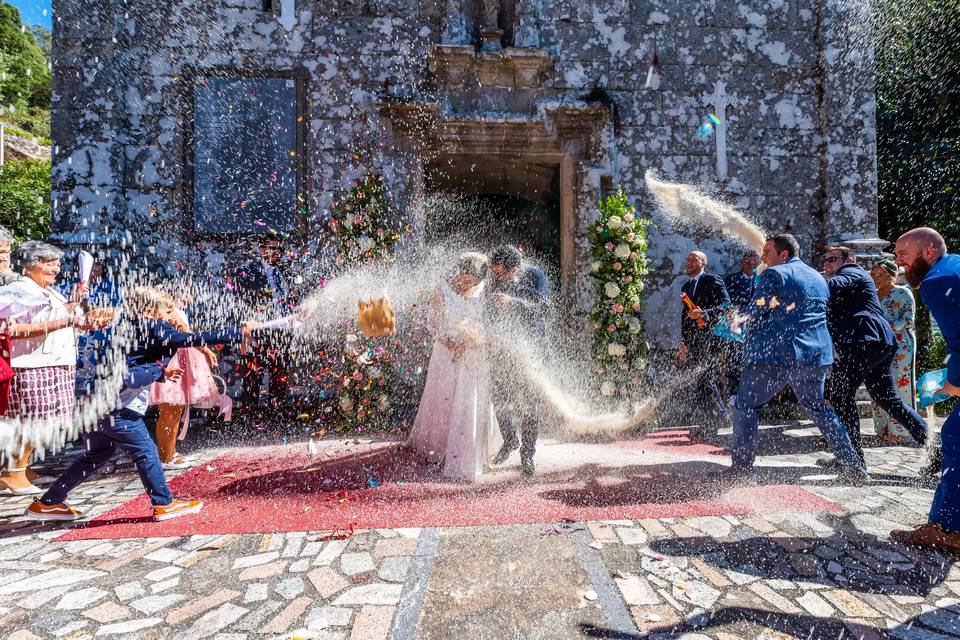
193 76 300 234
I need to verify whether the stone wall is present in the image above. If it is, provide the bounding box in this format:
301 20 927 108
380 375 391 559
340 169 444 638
50 0 879 348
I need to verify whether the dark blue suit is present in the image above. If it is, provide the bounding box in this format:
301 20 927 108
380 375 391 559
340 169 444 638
724 271 755 310
680 272 730 437
42 320 243 507
723 270 755 393
489 264 550 464
922 254 960 530
732 257 864 471
825 263 926 459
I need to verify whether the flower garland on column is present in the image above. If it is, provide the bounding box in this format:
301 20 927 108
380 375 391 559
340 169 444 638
587 188 651 399
317 174 409 435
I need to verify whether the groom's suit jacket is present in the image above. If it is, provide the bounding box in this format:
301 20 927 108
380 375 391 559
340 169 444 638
487 264 551 341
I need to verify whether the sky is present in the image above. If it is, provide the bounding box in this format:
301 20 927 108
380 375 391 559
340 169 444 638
7 0 52 29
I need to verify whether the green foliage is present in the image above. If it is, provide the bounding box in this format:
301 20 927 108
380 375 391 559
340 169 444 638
875 0 960 379
0 4 50 110
875 0 960 251
926 331 958 416
0 158 51 239
587 188 651 398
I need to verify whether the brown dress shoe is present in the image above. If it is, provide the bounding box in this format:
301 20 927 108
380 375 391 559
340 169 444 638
890 522 960 551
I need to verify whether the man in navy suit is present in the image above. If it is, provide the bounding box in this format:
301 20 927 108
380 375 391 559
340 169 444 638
729 234 867 481
821 246 926 465
723 250 760 398
891 228 960 549
678 250 730 440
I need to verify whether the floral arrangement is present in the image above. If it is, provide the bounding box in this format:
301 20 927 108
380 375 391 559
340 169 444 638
312 174 424 434
329 174 403 264
587 188 651 398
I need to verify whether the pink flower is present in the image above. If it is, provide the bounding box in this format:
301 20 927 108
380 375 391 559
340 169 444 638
629 252 638 260
619 362 629 371
626 232 635 241
607 324 617 333
612 303 624 314
632 302 642 312
624 275 634 283
624 213 635 222
613 262 622 271
595 225 603 232
605 242 615 250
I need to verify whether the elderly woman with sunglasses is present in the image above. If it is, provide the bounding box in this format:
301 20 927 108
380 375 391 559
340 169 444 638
0 241 91 494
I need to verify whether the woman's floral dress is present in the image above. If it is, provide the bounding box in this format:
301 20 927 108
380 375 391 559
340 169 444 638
874 285 917 439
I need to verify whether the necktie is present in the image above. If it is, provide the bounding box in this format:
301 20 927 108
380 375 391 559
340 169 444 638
688 276 698 301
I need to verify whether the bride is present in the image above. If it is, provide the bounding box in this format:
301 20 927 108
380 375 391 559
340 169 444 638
406 252 500 481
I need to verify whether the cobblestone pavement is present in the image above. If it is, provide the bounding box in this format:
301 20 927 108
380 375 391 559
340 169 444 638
0 419 956 640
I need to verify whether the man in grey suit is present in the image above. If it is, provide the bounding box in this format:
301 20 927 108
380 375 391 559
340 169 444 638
487 245 551 476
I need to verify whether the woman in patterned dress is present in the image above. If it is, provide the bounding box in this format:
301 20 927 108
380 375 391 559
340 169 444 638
870 259 917 442
0 242 90 494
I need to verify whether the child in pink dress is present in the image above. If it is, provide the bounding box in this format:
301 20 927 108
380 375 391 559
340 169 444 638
150 304 230 469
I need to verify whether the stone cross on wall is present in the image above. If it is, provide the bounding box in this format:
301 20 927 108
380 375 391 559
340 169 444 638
278 0 296 31
704 80 736 180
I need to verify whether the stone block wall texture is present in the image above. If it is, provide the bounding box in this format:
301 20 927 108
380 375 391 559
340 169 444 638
51 0 878 347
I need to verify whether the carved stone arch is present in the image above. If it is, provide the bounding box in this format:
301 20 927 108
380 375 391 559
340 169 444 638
379 99 612 306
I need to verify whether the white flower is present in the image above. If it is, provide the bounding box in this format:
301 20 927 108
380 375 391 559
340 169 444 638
339 395 355 412
358 236 376 253
367 366 382 379
607 216 623 230
601 380 616 396
591 261 602 272
614 243 631 259
378 395 391 411
627 317 642 334
607 343 627 357
604 282 621 298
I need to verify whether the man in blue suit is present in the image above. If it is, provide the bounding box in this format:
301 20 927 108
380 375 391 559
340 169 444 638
820 246 926 465
891 227 960 549
729 234 867 481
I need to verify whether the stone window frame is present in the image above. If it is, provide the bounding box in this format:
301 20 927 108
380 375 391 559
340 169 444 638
180 65 310 240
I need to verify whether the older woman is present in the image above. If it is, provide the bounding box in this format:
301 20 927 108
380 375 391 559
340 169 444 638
870 259 917 442
0 241 88 494
0 226 16 285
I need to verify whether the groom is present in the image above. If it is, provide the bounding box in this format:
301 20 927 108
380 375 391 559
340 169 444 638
487 244 551 475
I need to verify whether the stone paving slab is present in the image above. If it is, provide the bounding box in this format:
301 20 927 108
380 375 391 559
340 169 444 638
0 421 955 639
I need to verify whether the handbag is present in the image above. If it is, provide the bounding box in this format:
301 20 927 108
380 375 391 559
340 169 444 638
0 331 17 416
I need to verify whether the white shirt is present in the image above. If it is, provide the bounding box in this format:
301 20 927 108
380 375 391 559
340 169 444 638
0 277 78 368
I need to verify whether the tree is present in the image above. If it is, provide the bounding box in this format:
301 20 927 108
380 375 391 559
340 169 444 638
0 3 51 131
0 158 51 239
875 0 960 251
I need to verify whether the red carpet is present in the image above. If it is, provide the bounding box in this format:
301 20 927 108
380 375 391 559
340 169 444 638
60 435 842 540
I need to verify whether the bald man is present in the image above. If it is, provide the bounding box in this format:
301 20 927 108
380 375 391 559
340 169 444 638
891 227 960 549
678 250 731 440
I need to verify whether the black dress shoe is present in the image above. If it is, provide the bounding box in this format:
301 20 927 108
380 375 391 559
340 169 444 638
717 466 758 484
492 439 519 465
520 456 535 476
815 458 841 470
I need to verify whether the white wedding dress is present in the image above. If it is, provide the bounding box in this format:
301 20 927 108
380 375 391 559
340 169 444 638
406 280 500 481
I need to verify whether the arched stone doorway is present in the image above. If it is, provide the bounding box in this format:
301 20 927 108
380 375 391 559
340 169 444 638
423 157 561 274
379 99 610 309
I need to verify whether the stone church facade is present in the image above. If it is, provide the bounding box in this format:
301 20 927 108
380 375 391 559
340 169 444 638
51 0 880 346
